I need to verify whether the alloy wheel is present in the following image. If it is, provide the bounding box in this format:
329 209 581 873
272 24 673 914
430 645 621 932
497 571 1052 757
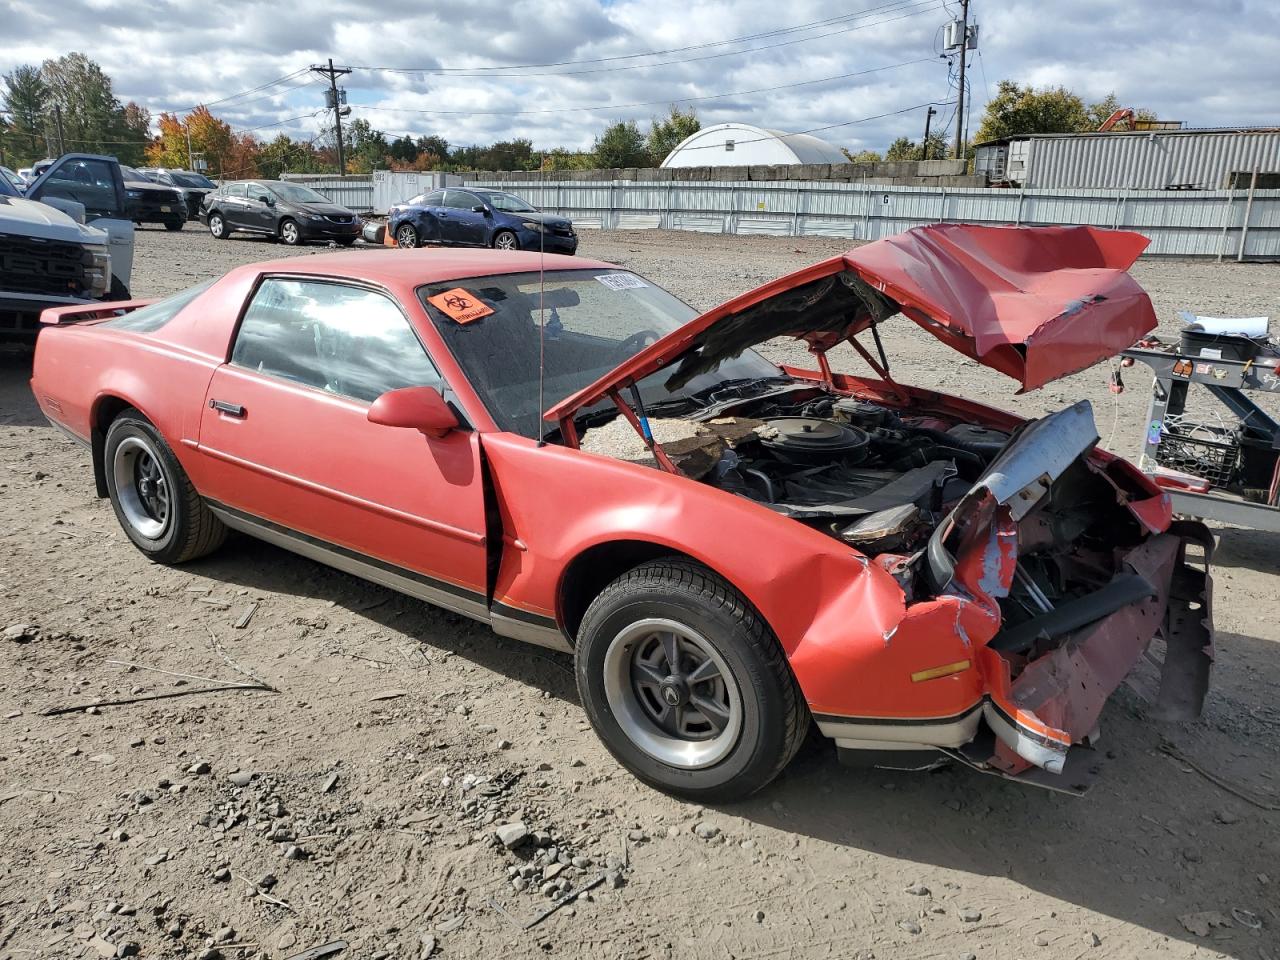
602 618 743 769
112 436 170 540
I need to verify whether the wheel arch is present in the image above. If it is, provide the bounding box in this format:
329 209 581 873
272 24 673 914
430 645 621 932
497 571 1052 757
557 539 767 645
89 394 146 498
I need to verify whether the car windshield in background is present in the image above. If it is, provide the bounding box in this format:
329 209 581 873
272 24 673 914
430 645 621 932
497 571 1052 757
173 172 215 188
269 183 330 204
420 269 781 439
481 192 537 213
120 165 149 182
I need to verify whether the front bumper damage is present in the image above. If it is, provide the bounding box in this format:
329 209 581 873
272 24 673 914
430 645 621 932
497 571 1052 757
838 401 1215 793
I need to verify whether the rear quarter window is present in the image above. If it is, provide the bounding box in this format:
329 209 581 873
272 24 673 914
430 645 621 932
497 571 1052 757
100 281 214 333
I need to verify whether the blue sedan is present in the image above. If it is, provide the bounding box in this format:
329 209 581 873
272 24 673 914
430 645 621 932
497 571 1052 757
388 187 578 255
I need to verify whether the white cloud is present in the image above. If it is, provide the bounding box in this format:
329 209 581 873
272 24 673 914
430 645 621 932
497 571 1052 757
2 0 1278 156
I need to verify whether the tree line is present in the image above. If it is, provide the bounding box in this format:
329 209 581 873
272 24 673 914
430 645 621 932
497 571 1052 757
2 51 1156 177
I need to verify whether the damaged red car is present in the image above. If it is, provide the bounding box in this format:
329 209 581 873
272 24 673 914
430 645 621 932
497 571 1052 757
30 223 1214 800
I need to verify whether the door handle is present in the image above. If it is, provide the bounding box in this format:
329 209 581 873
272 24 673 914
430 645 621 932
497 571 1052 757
210 399 245 417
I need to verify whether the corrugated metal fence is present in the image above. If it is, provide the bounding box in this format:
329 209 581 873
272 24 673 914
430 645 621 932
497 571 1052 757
1021 132 1280 190
278 173 1280 259
497 179 1280 259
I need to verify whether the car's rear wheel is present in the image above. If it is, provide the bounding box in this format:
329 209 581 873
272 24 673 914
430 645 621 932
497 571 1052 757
493 229 519 251
396 223 419 248
104 412 226 564
164 218 184 231
575 558 809 801
279 219 301 246
208 212 229 239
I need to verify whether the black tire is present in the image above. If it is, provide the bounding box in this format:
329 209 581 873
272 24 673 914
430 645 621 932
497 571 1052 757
576 558 808 802
395 223 419 249
208 211 229 240
104 411 227 564
164 218 184 231
106 276 131 301
492 229 519 251
278 218 302 246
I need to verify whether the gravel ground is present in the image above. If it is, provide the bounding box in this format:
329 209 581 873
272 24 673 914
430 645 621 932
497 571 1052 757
1 225 1279 960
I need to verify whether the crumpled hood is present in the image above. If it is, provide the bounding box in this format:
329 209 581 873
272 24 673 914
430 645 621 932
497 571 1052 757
514 211 572 230
545 224 1157 423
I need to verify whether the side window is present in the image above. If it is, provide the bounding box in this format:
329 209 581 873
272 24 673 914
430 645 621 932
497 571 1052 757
424 190 445 206
443 190 479 209
32 158 122 218
231 279 442 403
102 280 214 333
226 182 247 199
245 182 270 202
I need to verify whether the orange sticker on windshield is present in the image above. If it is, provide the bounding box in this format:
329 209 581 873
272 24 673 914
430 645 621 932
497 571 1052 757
428 288 494 324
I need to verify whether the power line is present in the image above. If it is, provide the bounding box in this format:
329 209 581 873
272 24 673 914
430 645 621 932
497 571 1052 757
155 68 311 115
352 0 943 78
348 56 941 118
354 0 933 75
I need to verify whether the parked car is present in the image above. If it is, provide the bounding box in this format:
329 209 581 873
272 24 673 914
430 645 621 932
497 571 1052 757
29 224 1212 801
387 187 576 254
199 180 361 246
1 166 25 190
138 168 217 221
119 164 186 230
0 153 135 344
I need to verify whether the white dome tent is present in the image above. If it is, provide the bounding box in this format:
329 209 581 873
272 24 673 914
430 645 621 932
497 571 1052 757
660 122 847 168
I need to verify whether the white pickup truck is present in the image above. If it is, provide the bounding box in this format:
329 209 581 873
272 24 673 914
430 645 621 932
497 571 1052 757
0 153 135 345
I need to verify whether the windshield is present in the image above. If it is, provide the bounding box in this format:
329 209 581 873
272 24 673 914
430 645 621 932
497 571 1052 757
480 192 537 213
0 168 19 197
172 172 215 188
269 182 330 204
421 269 781 440
120 165 150 183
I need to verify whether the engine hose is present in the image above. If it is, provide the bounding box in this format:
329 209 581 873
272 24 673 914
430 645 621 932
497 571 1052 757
902 425 1004 458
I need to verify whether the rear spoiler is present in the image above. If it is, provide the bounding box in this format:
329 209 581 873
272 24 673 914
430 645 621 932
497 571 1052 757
40 299 155 326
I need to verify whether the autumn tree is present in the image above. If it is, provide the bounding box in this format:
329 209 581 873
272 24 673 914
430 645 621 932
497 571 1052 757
842 148 881 162
646 105 699 166
40 53 125 155
1085 92 1158 130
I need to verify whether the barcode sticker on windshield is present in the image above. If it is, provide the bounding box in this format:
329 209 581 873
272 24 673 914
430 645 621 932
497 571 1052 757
595 273 647 291
427 288 494 324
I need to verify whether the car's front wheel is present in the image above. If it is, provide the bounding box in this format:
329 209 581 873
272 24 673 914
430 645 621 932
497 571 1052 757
104 412 227 564
279 219 301 246
493 229 519 251
164 218 184 231
576 558 809 802
396 223 419 248
208 212 229 239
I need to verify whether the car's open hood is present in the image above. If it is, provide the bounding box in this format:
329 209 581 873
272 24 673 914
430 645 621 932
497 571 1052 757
545 224 1156 423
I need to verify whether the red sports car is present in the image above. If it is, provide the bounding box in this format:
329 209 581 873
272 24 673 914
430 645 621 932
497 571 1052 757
30 224 1213 800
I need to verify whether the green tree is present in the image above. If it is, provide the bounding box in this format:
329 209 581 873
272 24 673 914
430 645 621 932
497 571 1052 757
592 120 647 168
345 118 389 173
41 52 123 155
974 80 1089 143
646 105 699 166
2 65 50 165
540 147 595 171
842 148 881 162
884 136 916 161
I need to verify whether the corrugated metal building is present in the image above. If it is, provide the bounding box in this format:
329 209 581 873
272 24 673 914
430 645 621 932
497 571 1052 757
974 128 1280 189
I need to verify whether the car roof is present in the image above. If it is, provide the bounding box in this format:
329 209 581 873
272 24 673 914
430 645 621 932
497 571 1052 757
234 248 615 289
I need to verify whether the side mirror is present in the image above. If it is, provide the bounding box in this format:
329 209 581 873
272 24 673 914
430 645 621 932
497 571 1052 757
368 386 459 438
257 194 274 205
472 204 488 214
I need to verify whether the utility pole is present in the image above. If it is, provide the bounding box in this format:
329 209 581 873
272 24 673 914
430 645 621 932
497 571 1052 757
186 120 194 170
952 0 970 161
921 106 937 161
312 59 351 175
53 104 65 156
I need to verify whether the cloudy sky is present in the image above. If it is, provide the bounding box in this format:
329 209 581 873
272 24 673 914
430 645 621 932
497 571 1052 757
3 0 1278 155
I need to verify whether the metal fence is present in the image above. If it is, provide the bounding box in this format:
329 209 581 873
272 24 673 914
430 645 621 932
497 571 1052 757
280 173 1280 259
493 178 1280 259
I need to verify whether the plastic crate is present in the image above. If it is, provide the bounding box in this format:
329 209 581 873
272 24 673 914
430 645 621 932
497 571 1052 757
1154 416 1242 488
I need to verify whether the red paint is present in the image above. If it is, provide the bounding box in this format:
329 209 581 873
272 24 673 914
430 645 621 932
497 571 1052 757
29 231 1208 782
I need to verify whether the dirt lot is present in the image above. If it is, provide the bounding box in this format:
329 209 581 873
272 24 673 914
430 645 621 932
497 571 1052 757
2 226 1279 960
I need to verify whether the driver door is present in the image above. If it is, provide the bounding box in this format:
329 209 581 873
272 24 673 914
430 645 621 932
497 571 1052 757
196 277 489 617
242 182 275 232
